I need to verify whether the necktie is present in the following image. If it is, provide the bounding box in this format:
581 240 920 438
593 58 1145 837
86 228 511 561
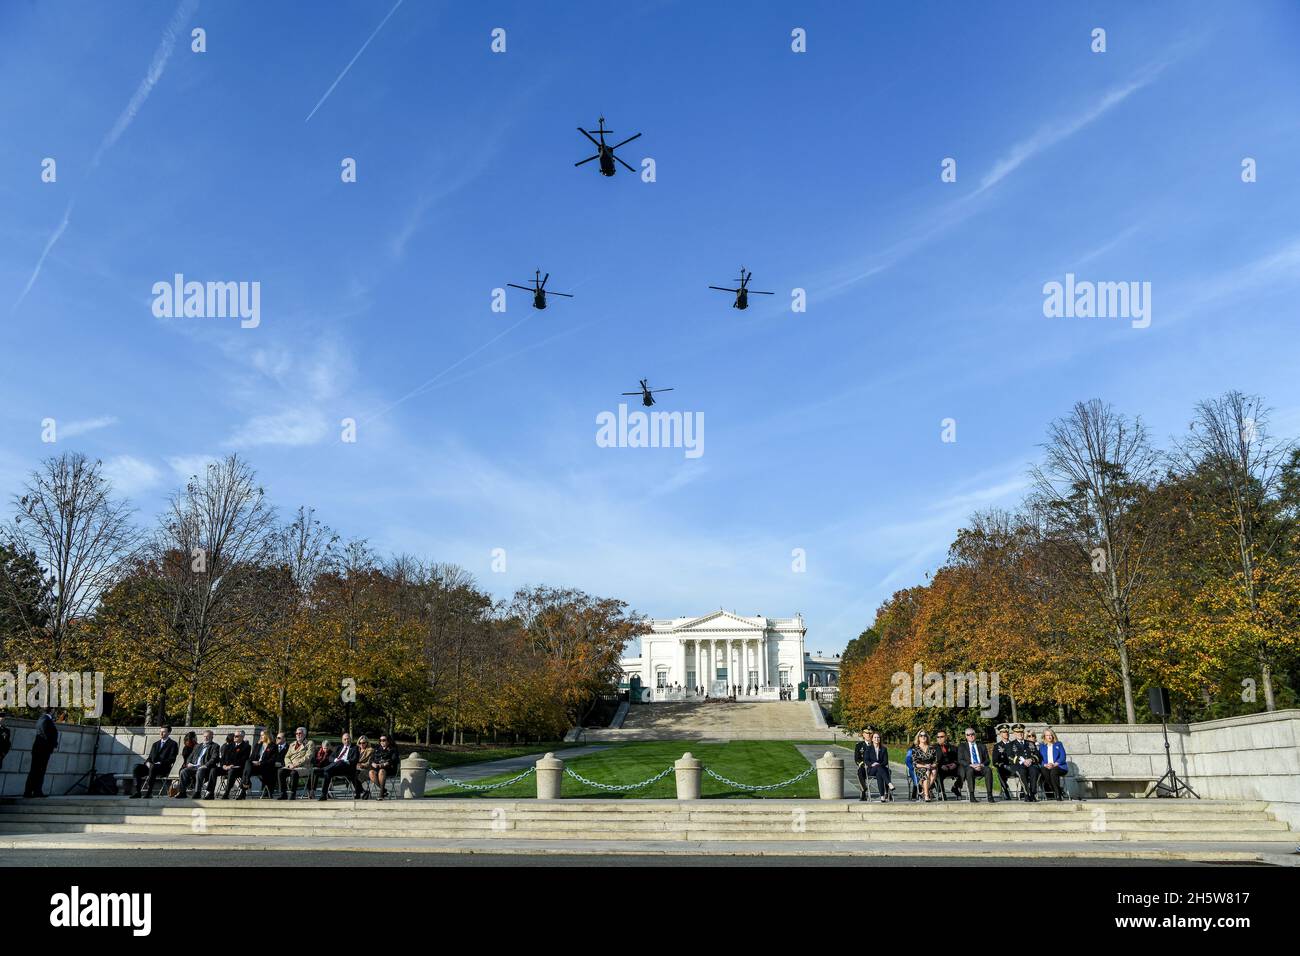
971 743 977 763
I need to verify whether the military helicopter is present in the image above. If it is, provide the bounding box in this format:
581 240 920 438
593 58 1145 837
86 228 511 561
506 270 573 310
622 379 674 407
709 267 775 310
575 116 642 177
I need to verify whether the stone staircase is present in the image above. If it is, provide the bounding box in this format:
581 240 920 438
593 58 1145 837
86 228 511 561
584 700 829 741
0 797 1294 849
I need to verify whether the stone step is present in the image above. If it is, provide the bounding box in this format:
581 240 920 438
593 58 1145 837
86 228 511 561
0 802 1275 815
1 820 1292 843
7 811 1285 832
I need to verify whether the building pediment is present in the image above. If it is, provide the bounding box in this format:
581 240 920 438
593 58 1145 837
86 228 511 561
673 610 767 632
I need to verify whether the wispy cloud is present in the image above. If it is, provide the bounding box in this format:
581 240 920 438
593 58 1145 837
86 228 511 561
102 455 162 496
227 409 331 448
976 65 1167 196
816 61 1176 305
59 415 119 439
305 0 405 123
12 200 74 313
93 0 199 168
12 0 196 314
166 455 218 483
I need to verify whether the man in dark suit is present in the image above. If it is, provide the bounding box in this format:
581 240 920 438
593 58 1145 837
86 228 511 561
318 733 358 801
24 708 58 798
131 725 180 798
218 730 252 799
957 727 996 802
934 730 962 799
177 730 221 798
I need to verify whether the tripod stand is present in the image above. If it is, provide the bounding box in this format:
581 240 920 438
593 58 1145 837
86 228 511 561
64 718 106 795
1150 714 1197 798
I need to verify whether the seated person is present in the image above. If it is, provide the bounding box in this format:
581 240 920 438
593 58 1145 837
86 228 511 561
370 735 400 799
131 725 179 798
911 731 939 801
1038 729 1069 800
177 730 221 798
278 727 311 800
305 739 333 798
934 730 962 798
354 736 375 798
862 731 892 802
991 723 1015 799
245 730 279 798
1008 724 1040 801
957 727 996 802
218 730 252 800
318 733 359 800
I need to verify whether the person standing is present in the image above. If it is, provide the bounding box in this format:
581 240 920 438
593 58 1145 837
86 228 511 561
24 708 58 798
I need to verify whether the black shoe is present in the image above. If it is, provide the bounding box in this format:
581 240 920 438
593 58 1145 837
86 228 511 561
130 792 142 799
968 795 977 803
858 792 867 802
317 794 327 801
277 793 287 800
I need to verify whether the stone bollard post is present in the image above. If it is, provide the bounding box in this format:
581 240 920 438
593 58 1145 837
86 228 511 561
816 751 844 800
535 752 564 799
674 752 702 799
399 753 428 799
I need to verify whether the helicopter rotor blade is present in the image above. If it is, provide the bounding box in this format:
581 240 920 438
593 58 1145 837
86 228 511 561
547 291 574 298
708 286 739 293
749 290 776 295
578 128 602 148
574 154 600 167
611 132 642 150
506 284 535 292
621 392 641 396
745 271 753 285
614 154 637 173
540 273 549 290
649 388 674 393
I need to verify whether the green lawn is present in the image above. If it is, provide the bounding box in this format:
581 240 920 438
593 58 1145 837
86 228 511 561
417 742 583 771
424 740 821 799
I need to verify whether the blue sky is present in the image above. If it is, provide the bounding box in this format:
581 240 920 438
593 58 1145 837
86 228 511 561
3 1 1299 657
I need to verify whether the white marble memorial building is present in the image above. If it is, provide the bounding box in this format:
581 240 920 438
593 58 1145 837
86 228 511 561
619 610 807 699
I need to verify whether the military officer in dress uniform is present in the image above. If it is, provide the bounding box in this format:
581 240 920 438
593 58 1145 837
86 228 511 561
992 722 1015 800
1008 723 1040 801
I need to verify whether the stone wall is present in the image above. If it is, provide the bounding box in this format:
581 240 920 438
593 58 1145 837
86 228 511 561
0 720 253 797
1024 709 1300 827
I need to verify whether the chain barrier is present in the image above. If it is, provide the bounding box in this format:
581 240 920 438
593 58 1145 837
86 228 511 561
703 765 815 792
564 765 676 792
429 760 814 794
427 766 536 791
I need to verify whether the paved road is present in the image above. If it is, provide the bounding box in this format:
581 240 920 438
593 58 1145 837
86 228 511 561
0 848 1216 867
425 745 612 790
